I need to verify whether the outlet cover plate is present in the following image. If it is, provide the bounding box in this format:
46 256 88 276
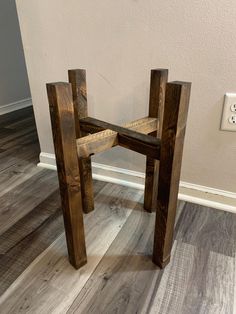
221 93 236 132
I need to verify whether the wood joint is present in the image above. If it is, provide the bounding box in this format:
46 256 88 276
76 117 160 159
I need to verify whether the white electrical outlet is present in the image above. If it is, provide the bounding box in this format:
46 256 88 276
221 93 236 131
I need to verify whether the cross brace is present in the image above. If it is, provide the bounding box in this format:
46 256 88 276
77 116 161 159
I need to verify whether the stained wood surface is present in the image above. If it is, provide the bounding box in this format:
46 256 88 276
77 117 158 158
68 69 88 120
47 82 87 269
144 69 168 212
79 116 158 135
153 81 191 268
68 69 94 213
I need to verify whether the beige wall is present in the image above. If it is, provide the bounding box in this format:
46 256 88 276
16 0 236 193
0 0 30 106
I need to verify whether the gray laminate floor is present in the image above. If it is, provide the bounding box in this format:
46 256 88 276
0 107 235 314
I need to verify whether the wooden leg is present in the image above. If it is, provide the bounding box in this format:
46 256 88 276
68 69 94 213
152 81 191 268
47 82 87 269
144 69 168 212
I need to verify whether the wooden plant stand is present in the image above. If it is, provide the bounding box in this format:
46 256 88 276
47 68 191 269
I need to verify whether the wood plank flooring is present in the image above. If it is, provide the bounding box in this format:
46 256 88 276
0 107 235 313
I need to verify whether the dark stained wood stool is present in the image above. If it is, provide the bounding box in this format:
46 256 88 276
46 69 191 269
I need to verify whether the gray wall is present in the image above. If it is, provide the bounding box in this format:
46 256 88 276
0 0 30 106
16 0 236 193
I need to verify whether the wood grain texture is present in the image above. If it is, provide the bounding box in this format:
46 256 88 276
50 70 190 271
67 201 184 314
0 107 34 128
68 69 88 120
0 125 37 149
175 202 236 256
2 192 235 314
0 157 41 198
5 116 35 130
77 117 158 158
80 116 158 135
68 69 94 213
47 82 87 269
0 106 235 314
0 107 40 197
153 81 191 268
77 128 118 158
68 200 235 314
0 127 38 163
0 184 143 314
149 242 234 314
67 202 159 314
0 191 62 296
144 69 168 212
0 169 58 235
0 180 106 296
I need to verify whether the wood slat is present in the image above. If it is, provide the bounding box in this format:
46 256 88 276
79 116 159 135
77 117 159 158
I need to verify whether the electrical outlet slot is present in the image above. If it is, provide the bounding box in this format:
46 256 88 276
229 115 236 124
221 93 236 132
230 104 236 112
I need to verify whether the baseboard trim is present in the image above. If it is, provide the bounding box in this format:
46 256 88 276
38 153 56 170
38 152 236 213
0 98 32 115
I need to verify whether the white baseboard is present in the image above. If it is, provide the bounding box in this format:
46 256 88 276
0 98 32 115
38 152 236 213
38 152 57 170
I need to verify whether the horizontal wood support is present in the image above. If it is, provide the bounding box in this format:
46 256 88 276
79 116 158 135
118 132 160 160
77 117 160 159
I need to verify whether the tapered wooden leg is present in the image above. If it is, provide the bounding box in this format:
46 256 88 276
68 69 94 213
47 82 87 269
144 69 168 212
152 81 191 268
